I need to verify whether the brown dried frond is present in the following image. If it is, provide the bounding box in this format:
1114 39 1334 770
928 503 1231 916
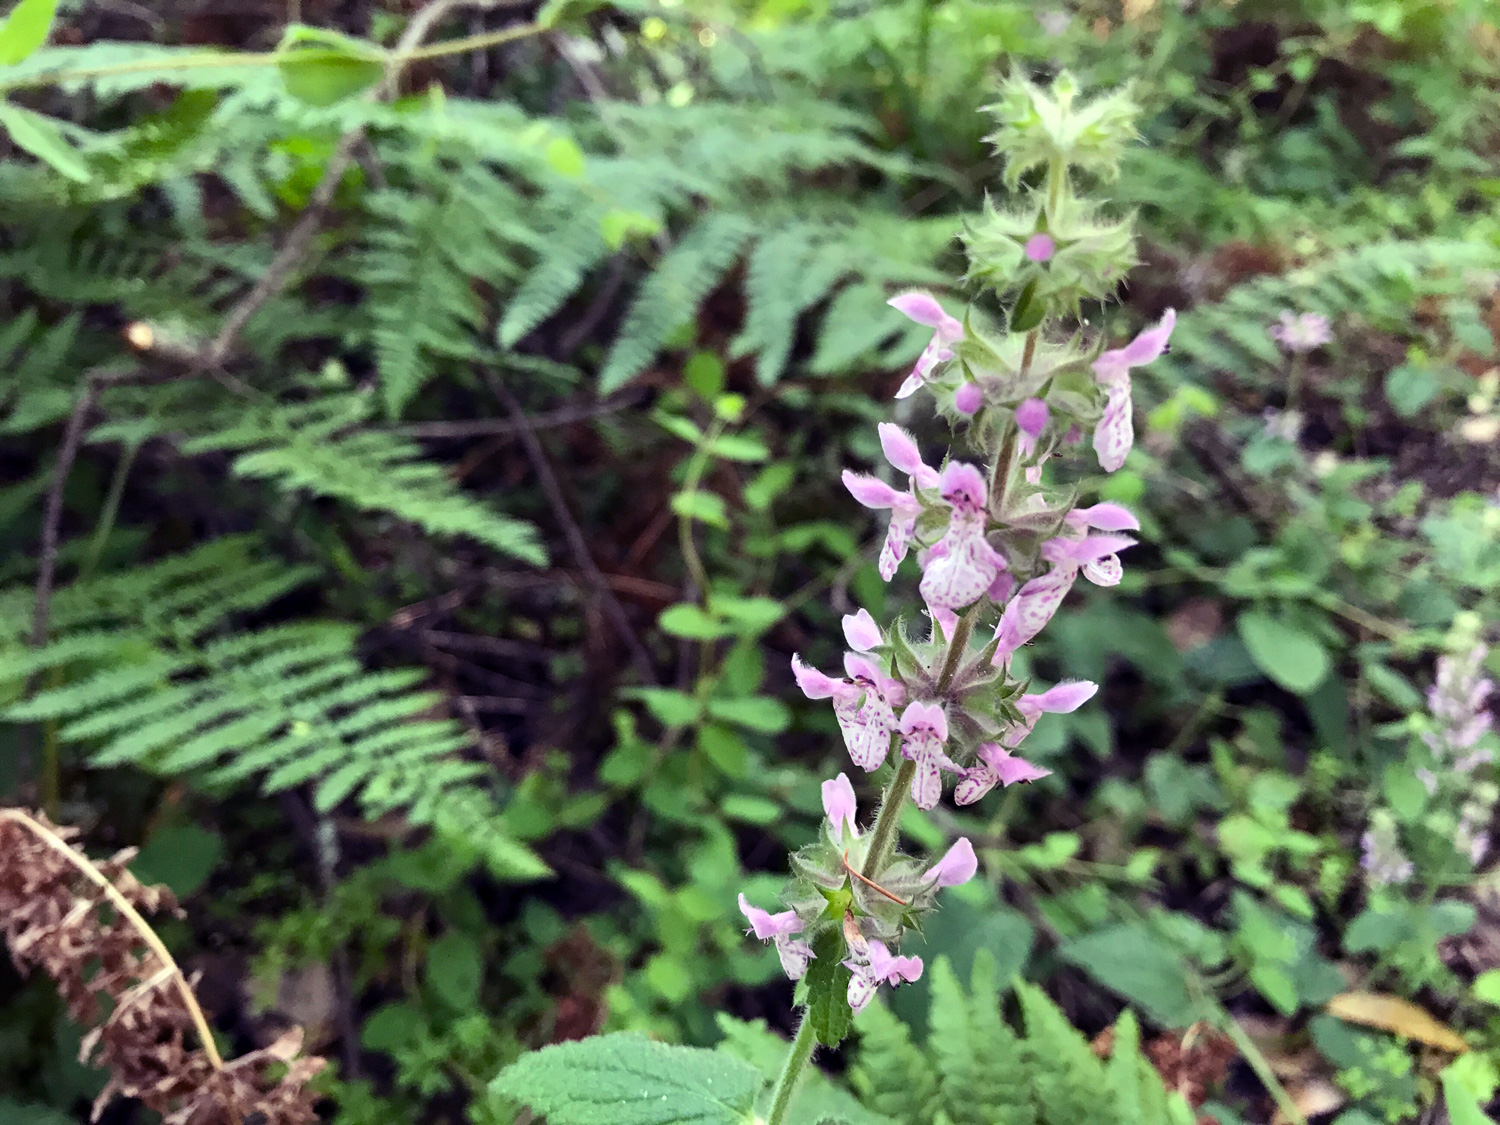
0 808 325 1124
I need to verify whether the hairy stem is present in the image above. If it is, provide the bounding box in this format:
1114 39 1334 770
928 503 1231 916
765 1015 817 1125
860 759 916 881
0 809 224 1069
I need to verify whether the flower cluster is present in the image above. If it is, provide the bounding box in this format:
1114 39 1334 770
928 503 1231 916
740 74 1173 1030
1361 640 1496 888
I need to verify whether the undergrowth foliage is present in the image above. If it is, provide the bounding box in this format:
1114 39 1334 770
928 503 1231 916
2 1 1499 1123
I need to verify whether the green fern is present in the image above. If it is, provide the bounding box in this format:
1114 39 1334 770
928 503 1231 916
843 953 1196 1125
359 161 531 417
0 536 548 880
598 211 756 393
497 196 612 349
179 393 546 566
1160 238 1500 388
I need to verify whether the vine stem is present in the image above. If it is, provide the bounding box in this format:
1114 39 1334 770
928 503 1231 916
765 1015 817 1125
0 809 224 1069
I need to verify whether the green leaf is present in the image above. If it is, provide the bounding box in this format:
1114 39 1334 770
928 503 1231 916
706 696 790 734
544 135 586 178
491 1033 761 1125
1236 611 1331 694
276 29 384 107
1384 361 1441 418
684 351 726 399
707 433 771 462
659 603 732 641
427 931 483 1010
671 490 730 529
0 103 89 182
1443 1067 1496 1125
626 687 703 727
0 0 58 65
711 595 786 635
806 927 854 1047
1059 923 1205 1028
131 824 222 898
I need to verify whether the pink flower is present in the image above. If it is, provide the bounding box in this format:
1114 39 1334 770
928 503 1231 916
843 424 940 580
954 743 1052 804
890 293 963 400
924 837 977 886
1269 310 1332 353
899 701 960 810
844 939 923 1013
792 650 904 772
1024 233 1056 262
1016 398 1050 457
843 608 883 652
918 462 1006 613
992 567 1076 662
954 381 984 415
738 894 813 979
953 680 1091 803
1091 309 1175 472
822 773 859 844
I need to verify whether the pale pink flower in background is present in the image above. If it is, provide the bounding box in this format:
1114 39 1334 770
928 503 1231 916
889 293 963 399
919 462 1006 613
844 940 923 1013
822 773 859 844
1092 309 1175 472
738 894 813 979
898 701 961 809
923 837 977 886
842 423 940 580
1269 310 1332 353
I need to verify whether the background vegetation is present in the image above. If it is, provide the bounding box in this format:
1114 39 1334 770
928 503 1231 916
1 0 1499 1122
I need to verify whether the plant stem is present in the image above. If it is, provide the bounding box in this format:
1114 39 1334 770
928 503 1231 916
935 602 981 693
860 759 916 881
1046 157 1066 216
765 1015 817 1125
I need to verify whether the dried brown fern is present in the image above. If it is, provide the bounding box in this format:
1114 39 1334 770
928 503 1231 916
0 808 325 1123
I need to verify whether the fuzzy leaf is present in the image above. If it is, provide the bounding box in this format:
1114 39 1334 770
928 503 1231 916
491 1033 761 1125
806 928 854 1047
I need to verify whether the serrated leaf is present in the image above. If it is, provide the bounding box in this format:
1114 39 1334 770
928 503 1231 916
1058 923 1205 1028
0 0 58 65
491 1033 760 1125
1236 611 1331 694
807 928 854 1047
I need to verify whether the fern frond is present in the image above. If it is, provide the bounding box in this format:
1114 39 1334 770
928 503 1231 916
957 951 1035 1125
1014 981 1118 1125
0 538 549 881
181 394 546 566
849 998 938 1122
359 162 529 417
598 211 755 393
497 197 611 348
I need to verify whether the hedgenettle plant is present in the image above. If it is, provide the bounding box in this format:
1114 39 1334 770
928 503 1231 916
495 73 1177 1124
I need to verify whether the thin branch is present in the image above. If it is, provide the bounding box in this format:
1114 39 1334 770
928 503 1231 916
484 372 657 682
393 389 647 439
0 809 225 1070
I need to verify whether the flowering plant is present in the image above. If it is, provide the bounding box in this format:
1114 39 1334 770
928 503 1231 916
730 72 1178 1122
